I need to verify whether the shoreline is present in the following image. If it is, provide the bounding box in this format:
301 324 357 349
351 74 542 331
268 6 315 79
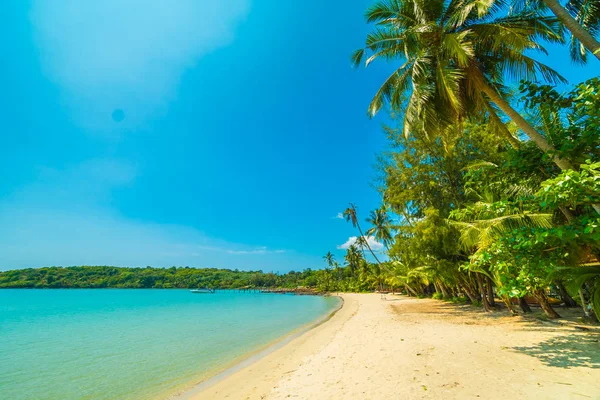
182 294 359 400
183 293 599 400
172 295 344 400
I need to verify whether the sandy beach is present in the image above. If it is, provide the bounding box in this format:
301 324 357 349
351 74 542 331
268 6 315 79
189 293 600 400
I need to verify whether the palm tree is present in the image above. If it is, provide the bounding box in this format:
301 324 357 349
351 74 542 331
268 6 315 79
562 263 600 320
343 203 383 264
354 235 369 258
386 260 419 295
450 205 554 256
516 0 600 62
353 0 575 171
323 251 336 269
366 206 394 249
450 196 564 316
333 261 344 282
344 244 362 275
551 0 600 61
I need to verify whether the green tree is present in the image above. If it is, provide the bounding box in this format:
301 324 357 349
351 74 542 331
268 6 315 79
323 251 336 268
366 205 394 249
353 0 575 171
516 0 600 62
344 244 363 275
343 203 383 263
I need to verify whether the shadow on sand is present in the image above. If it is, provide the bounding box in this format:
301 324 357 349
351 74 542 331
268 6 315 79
389 295 600 369
513 334 600 369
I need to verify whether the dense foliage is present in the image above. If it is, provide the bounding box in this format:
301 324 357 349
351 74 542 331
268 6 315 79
0 266 323 290
314 0 600 320
311 78 600 320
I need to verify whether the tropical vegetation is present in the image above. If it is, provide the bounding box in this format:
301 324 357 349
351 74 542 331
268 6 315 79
0 266 324 290
318 0 600 320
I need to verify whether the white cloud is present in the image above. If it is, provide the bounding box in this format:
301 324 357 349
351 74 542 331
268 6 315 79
337 236 384 252
227 248 286 255
31 0 249 131
334 212 344 220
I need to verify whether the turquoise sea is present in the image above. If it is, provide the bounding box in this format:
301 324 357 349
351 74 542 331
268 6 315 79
0 289 340 399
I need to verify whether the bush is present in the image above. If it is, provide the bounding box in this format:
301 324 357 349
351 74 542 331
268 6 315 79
432 292 443 300
450 296 467 304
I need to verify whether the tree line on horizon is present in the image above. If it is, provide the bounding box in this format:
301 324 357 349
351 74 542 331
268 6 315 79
0 266 325 290
318 0 600 320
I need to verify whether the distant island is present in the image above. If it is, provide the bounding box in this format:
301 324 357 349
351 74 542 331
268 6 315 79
0 266 322 289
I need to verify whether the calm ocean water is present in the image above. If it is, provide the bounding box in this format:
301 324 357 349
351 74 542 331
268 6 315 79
0 289 340 399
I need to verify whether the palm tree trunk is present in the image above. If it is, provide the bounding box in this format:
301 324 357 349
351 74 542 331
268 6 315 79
399 208 414 228
356 223 383 264
479 80 574 171
438 280 449 298
463 287 479 303
476 273 493 312
559 206 576 223
554 280 577 307
486 276 496 307
459 275 480 303
519 297 532 313
502 295 517 315
533 289 561 319
579 288 591 318
487 106 521 149
482 77 600 216
542 0 600 61
404 284 418 296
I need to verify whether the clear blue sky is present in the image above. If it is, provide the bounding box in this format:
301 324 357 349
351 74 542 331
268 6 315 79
1 0 597 272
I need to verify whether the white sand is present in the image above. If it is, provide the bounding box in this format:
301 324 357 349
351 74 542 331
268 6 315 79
189 294 600 400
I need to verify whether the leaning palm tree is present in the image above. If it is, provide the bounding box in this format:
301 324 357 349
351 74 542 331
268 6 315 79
343 203 383 264
387 260 420 295
514 0 600 62
366 206 395 249
353 0 575 171
552 0 600 61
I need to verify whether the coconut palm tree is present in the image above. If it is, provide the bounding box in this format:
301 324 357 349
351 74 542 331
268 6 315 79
354 235 369 258
353 0 575 171
562 263 600 320
515 0 600 62
550 0 600 61
450 203 554 255
344 244 362 275
343 203 383 264
333 261 345 283
366 206 395 249
450 195 565 316
386 260 419 295
323 251 336 269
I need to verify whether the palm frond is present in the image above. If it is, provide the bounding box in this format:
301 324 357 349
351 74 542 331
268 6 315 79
350 48 365 68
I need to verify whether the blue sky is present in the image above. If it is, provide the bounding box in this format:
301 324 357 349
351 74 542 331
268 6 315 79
1 0 598 272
